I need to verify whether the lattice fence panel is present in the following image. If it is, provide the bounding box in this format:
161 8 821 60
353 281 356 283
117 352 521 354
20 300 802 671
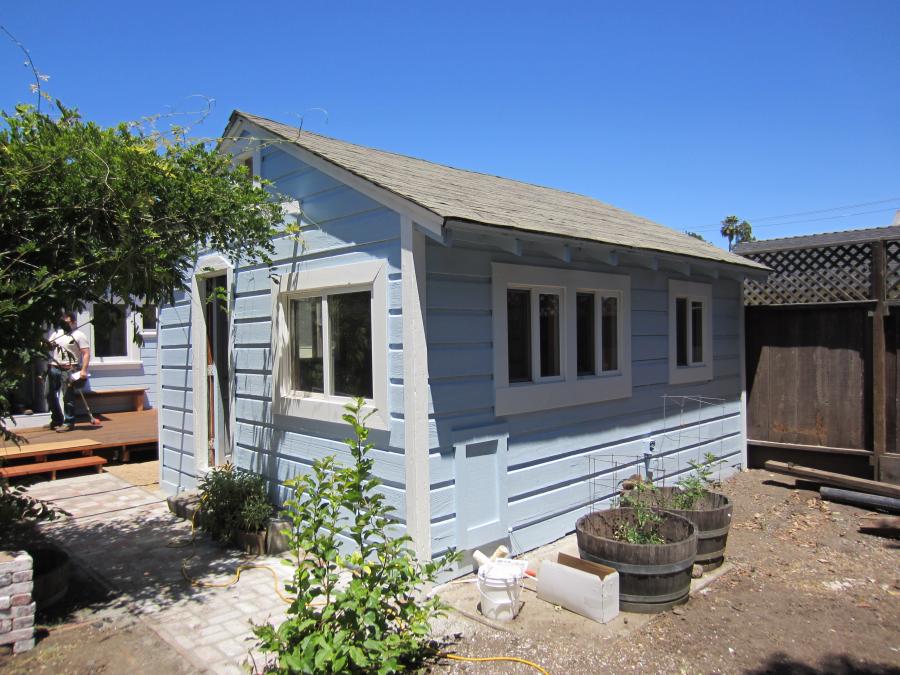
744 243 872 306
887 240 900 301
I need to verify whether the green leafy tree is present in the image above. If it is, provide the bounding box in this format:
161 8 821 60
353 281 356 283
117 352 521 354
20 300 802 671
0 101 283 441
720 215 754 251
253 399 459 674
684 231 707 242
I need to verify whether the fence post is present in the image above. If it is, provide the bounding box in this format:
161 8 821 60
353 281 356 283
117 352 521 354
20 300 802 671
871 240 887 477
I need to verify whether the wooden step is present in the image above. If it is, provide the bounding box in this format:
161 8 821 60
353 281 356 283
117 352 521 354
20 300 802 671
0 455 107 480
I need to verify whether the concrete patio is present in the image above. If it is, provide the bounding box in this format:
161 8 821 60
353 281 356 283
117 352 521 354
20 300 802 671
26 472 291 674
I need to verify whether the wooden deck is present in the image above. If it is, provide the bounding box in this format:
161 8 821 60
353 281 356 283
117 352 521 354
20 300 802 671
4 410 158 460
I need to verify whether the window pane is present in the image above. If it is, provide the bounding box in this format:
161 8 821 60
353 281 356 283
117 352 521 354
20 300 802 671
94 304 127 357
675 298 688 367
539 293 560 378
291 297 324 393
602 296 618 372
507 289 531 383
576 292 595 376
691 300 704 364
141 304 157 331
330 291 373 398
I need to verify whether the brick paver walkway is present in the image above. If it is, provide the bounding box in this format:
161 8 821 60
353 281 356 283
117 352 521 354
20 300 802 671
27 472 291 674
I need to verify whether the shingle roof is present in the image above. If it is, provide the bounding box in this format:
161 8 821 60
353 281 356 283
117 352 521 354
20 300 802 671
232 111 766 271
735 224 900 255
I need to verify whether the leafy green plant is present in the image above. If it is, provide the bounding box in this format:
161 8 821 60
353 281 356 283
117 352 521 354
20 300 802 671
0 476 61 538
253 398 459 674
198 464 273 541
669 452 723 510
616 481 665 544
0 100 284 443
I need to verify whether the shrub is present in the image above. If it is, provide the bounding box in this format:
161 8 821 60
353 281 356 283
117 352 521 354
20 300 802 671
198 464 273 542
0 476 60 538
253 398 459 674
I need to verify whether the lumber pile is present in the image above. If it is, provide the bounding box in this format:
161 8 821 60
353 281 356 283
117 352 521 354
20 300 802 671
762 460 900 537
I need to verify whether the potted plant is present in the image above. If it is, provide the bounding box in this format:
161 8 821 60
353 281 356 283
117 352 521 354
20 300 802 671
197 464 273 555
576 482 697 613
623 453 734 571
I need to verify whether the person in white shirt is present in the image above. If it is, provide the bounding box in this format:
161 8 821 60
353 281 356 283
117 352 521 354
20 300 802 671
46 311 91 431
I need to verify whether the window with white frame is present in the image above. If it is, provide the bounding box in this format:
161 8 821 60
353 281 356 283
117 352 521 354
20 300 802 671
668 279 713 384
272 260 388 429
86 303 142 365
493 263 631 416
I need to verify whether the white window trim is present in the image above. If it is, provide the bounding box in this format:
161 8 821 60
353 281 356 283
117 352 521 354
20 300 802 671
668 279 714 385
82 302 142 367
234 147 262 184
272 260 389 430
139 302 158 339
492 262 632 416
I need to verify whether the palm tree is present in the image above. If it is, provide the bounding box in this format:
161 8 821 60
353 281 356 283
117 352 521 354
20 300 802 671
720 215 754 251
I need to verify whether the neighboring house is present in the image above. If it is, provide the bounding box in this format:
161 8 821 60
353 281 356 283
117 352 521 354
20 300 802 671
735 225 900 484
157 111 767 565
11 302 158 429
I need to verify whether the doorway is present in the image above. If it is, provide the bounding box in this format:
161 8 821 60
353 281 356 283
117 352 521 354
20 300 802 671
204 275 230 467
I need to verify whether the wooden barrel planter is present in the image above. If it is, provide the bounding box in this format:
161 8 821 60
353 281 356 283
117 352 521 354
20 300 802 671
576 508 697 613
649 487 733 571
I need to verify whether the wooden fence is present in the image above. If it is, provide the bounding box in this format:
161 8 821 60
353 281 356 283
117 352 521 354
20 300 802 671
741 237 900 482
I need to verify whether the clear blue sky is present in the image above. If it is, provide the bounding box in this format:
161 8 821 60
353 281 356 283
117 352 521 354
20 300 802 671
2 1 898 249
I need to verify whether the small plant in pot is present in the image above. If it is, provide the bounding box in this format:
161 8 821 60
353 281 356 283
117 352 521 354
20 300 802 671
622 452 734 571
198 464 273 555
576 482 698 613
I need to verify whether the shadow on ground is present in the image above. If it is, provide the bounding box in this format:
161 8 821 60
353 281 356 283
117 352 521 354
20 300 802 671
38 507 267 617
747 652 900 674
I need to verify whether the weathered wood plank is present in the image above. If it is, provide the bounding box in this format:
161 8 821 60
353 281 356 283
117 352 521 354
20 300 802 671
764 460 900 498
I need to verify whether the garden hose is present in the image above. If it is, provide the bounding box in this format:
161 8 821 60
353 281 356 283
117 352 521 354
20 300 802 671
166 495 295 604
441 653 550 674
168 499 550 674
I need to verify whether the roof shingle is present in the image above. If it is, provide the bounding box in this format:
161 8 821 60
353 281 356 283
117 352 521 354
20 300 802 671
233 111 765 271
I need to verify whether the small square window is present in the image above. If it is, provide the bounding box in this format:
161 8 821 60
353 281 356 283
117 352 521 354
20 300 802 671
273 260 388 430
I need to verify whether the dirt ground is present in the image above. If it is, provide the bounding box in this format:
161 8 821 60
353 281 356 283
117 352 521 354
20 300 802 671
103 457 160 493
438 469 900 674
2 467 898 674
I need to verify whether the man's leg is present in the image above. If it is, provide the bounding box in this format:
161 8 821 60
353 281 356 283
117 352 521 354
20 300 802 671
46 367 64 428
62 375 76 429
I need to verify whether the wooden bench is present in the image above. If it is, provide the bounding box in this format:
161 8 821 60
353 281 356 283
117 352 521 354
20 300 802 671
0 455 107 480
1 439 100 462
83 387 148 412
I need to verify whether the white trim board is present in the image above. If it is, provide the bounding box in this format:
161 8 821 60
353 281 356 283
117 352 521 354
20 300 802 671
190 254 234 474
401 216 431 560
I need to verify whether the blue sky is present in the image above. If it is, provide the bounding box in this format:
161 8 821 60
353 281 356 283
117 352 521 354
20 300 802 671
2 1 898 249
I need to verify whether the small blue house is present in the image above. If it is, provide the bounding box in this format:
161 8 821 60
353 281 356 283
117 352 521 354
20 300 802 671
11 303 158 428
157 111 767 564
